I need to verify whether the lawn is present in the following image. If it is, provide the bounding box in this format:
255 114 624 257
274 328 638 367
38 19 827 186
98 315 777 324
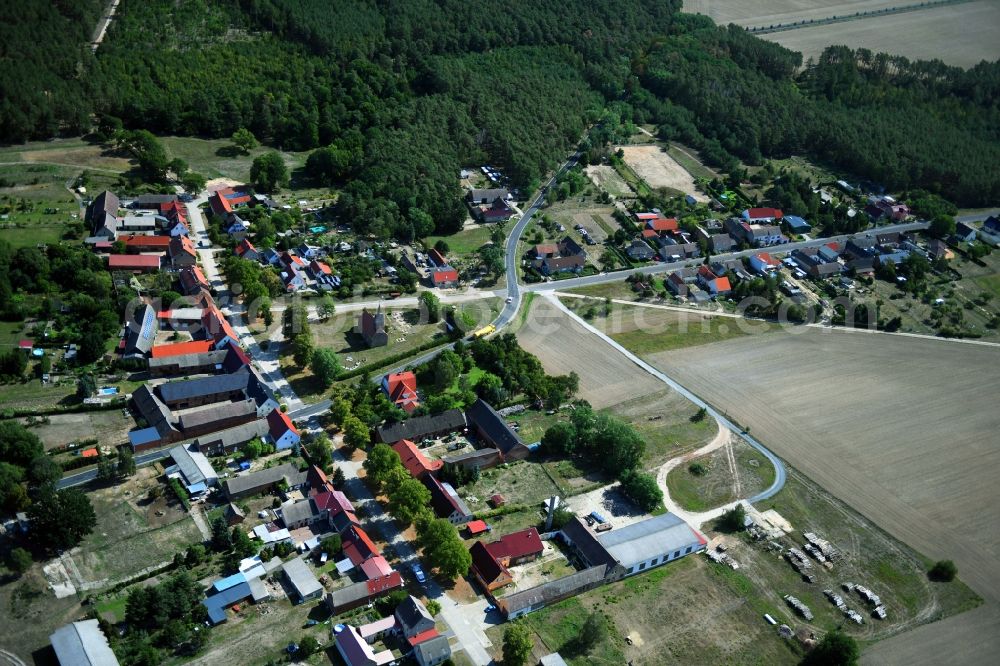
159 136 310 185
425 224 493 256
457 460 561 516
606 388 716 469
666 142 719 181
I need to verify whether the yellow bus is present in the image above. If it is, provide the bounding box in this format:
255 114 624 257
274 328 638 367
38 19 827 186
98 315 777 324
471 324 495 339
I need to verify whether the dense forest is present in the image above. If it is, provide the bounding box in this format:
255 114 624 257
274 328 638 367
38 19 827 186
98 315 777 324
1 0 998 236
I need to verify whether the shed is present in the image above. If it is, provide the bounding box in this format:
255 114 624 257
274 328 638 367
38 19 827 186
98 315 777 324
466 520 489 536
50 619 120 666
282 557 323 602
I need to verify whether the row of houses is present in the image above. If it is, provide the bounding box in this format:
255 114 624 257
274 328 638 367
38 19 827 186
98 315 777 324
467 187 514 223
333 595 451 666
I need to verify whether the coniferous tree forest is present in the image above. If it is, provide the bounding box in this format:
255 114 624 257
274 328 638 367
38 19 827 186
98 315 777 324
2 0 998 238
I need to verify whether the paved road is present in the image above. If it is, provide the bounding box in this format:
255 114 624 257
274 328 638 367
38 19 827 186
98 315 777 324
957 209 1000 224
526 220 929 293
183 192 304 412
331 445 495 664
56 447 172 489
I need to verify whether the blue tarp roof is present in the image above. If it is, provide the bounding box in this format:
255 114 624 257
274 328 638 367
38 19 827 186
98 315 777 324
212 572 247 593
203 581 252 624
187 482 208 494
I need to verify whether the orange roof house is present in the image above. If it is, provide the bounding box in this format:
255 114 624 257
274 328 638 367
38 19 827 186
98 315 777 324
382 372 420 413
391 439 443 478
646 217 679 233
150 340 215 358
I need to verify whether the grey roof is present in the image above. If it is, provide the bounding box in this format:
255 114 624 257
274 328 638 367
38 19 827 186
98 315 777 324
596 513 703 569
123 304 157 357
282 557 323 600
424 475 472 520
395 595 435 636
499 565 606 615
247 576 270 602
87 191 119 226
560 517 615 569
558 236 585 258
168 444 218 486
176 399 256 431
50 619 120 666
468 188 509 203
466 399 524 455
148 350 227 373
376 409 466 443
245 368 277 408
328 581 371 609
132 385 177 437
279 498 317 526
223 463 302 496
158 373 250 404
194 419 269 451
413 634 451 664
540 654 569 666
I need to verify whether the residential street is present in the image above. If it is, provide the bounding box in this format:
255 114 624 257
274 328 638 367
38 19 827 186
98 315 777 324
331 445 495 664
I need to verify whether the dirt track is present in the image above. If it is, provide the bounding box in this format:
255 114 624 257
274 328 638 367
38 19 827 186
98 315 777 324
647 326 1000 661
516 297 663 407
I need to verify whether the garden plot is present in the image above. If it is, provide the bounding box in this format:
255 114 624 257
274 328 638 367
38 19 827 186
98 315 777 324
584 165 634 199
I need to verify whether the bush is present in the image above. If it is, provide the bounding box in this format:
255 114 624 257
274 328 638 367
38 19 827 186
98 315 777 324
801 629 859 666
717 504 745 533
928 559 957 582
688 462 707 476
8 547 32 574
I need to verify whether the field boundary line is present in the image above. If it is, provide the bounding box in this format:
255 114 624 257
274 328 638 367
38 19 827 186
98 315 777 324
747 0 976 34
542 293 785 506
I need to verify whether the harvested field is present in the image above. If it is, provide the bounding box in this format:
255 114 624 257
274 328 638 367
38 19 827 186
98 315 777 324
617 145 708 202
684 0 904 27
644 326 1000 659
516 296 662 408
584 164 634 199
762 1 1000 68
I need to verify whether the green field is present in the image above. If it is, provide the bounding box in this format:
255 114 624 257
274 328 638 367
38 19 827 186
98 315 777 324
159 135 310 185
425 224 493 256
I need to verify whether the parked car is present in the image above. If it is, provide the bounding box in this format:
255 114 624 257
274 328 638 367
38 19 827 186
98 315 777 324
411 563 426 584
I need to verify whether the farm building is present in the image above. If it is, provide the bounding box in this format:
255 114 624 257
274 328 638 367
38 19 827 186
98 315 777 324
465 399 530 462
327 572 405 614
223 462 306 499
391 439 443 478
49 620 120 666
596 513 706 577
282 557 324 602
166 443 218 489
108 254 161 272
375 409 466 443
192 419 269 456
783 215 811 233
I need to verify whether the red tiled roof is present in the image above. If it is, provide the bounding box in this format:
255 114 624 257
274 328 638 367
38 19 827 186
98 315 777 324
344 526 380 566
407 628 440 648
646 217 678 232
235 239 257 257
202 305 239 346
746 207 783 220
80 448 99 458
385 372 420 412
466 520 489 535
266 409 298 440
635 212 659 220
392 439 442 478
470 541 508 585
431 268 459 285
310 260 332 275
314 488 354 515
366 571 403 595
108 254 161 270
124 235 171 248
713 277 732 292
755 252 778 266
17 340 33 349
484 527 543 561
360 556 392 580
150 340 214 358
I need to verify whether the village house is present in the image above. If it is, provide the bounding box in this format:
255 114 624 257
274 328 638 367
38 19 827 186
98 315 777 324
169 236 197 267
108 254 161 273
741 207 783 223
625 239 655 261
430 267 460 289
749 252 781 275
391 439 443 478
424 474 473 524
465 399 531 462
223 462 307 499
783 215 811 234
267 409 300 450
382 371 420 413
234 239 259 261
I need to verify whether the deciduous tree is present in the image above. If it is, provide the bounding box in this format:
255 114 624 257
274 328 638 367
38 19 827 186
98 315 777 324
502 622 534 666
